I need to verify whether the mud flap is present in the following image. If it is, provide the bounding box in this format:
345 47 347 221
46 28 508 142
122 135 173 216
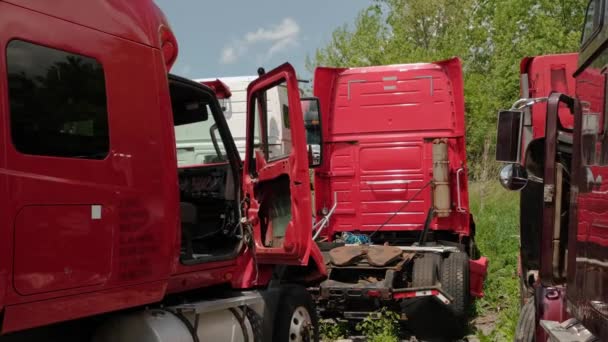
469 257 488 298
260 287 283 342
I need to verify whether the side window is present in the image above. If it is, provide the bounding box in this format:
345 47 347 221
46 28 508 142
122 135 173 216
7 40 109 159
252 81 292 162
582 0 603 46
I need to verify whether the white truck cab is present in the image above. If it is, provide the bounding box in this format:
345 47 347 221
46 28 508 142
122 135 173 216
175 76 291 166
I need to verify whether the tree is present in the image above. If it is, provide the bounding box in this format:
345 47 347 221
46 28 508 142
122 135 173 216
308 0 587 179
306 5 388 70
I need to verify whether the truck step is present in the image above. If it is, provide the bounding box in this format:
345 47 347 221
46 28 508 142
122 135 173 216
540 319 598 342
168 291 264 314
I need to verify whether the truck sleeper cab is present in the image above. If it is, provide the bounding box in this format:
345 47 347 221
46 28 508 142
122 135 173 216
310 58 488 340
0 1 326 341
499 53 579 342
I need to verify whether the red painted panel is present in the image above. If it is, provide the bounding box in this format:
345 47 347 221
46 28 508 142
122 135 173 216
330 69 456 136
14 205 112 295
4 0 170 50
567 48 608 338
2 281 166 334
242 63 313 265
0 3 176 328
359 145 422 171
314 58 470 238
521 53 578 137
469 257 488 298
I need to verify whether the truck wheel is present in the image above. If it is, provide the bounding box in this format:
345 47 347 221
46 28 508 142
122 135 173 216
274 285 319 342
515 299 536 342
440 252 469 322
412 253 441 287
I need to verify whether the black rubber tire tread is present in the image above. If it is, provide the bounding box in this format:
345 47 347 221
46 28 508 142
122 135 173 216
440 252 470 320
412 253 441 287
273 285 319 342
245 306 264 342
515 298 536 342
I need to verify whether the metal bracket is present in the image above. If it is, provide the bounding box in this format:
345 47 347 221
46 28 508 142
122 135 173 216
347 79 365 100
540 319 598 342
456 168 467 213
169 292 264 315
366 180 411 186
414 75 434 96
391 245 461 253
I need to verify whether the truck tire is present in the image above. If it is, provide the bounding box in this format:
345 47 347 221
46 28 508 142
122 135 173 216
515 299 536 342
273 285 319 342
412 253 441 287
440 252 469 323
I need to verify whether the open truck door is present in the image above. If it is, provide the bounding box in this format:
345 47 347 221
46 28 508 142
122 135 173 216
242 63 314 265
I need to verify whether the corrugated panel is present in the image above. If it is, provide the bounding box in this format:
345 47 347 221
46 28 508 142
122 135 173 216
331 69 455 136
328 140 430 233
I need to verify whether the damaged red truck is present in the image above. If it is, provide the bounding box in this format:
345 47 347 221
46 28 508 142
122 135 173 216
0 1 326 341
497 1 608 339
309 59 488 338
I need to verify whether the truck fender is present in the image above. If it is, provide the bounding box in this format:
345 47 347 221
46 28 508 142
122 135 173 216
307 242 328 282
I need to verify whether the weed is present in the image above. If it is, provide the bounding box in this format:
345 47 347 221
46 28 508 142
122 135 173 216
355 308 400 342
319 319 347 341
470 181 520 340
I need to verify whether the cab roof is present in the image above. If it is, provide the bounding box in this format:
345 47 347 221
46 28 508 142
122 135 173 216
3 0 172 49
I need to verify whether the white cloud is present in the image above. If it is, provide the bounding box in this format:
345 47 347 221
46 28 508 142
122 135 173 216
220 17 300 65
220 47 238 64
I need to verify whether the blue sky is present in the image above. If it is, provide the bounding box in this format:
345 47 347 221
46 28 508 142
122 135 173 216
155 0 371 79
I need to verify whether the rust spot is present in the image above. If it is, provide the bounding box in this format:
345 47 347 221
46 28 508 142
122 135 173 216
367 246 403 266
329 246 365 266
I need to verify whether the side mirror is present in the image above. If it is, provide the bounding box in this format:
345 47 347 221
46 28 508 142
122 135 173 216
499 163 529 191
301 97 323 168
496 110 524 163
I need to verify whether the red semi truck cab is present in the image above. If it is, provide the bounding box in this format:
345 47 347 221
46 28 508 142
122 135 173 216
309 58 488 340
0 1 326 341
497 2 608 339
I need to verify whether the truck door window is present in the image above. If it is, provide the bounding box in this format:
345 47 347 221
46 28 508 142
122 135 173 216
582 0 603 47
174 101 228 166
253 82 292 162
6 40 109 159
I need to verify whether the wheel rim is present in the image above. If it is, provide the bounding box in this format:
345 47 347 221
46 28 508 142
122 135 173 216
288 306 313 342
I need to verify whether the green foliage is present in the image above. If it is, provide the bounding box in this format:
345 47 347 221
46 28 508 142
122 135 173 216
308 0 587 179
470 181 520 340
319 319 348 341
355 308 400 342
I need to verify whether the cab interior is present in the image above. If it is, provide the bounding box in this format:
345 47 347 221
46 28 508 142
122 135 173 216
169 75 242 264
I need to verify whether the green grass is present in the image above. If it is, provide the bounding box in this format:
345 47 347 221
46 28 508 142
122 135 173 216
470 181 520 341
